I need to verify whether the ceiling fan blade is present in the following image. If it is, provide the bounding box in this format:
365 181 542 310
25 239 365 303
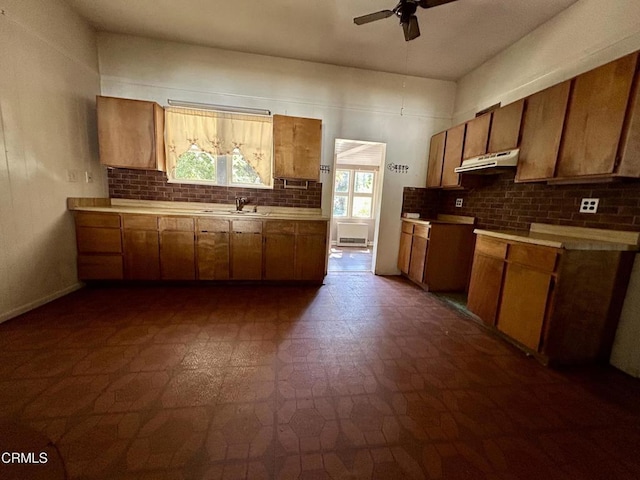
353 10 395 25
402 15 421 41
418 0 457 8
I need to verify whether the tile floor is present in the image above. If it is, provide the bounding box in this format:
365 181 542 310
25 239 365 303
0 273 639 479
328 247 372 272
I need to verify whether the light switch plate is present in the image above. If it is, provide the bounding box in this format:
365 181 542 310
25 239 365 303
580 198 599 213
455 198 463 208
85 171 94 183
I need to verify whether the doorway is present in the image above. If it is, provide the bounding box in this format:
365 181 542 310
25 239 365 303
328 139 386 273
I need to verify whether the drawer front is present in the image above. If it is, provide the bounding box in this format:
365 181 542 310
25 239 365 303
475 236 508 259
401 222 414 234
77 255 123 280
232 220 262 234
265 220 296 235
413 224 430 239
122 214 158 230
77 227 122 253
508 243 558 272
297 221 327 235
197 218 229 233
75 212 120 228
159 216 194 232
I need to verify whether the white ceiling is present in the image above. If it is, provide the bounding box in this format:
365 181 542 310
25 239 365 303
65 0 579 80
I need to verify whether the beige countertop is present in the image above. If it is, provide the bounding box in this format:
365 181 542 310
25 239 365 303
401 214 476 226
474 223 640 251
68 198 330 221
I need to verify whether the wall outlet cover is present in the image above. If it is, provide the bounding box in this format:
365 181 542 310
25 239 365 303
580 198 599 214
66 169 79 183
455 198 463 208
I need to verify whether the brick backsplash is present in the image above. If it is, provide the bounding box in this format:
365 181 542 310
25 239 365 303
437 172 640 232
108 168 322 208
402 187 440 219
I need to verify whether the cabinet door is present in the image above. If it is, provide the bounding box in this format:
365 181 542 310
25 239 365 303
408 236 428 284
516 81 571 182
77 255 123 280
496 264 553 351
197 232 230 280
76 227 122 254
123 230 160 280
273 115 322 181
441 124 466 188
556 53 638 178
160 231 195 280
398 232 412 274
231 233 262 280
426 131 446 188
264 234 295 280
97 96 163 170
295 234 326 282
463 113 491 160
488 100 524 153
467 253 505 326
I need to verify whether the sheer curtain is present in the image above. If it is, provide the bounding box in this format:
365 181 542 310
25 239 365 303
164 107 273 186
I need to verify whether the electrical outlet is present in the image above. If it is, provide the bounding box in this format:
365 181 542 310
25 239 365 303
579 198 599 213
66 169 79 183
455 198 463 208
85 171 94 183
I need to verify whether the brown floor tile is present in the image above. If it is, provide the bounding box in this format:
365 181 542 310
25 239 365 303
0 272 638 480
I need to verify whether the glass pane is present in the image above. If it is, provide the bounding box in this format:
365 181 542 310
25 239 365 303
231 153 261 184
175 149 216 181
334 170 350 193
352 197 372 218
354 171 374 194
333 196 348 217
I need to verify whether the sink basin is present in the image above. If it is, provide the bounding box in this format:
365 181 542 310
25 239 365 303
198 209 270 217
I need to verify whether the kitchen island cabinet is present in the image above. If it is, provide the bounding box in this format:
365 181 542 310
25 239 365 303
467 224 639 365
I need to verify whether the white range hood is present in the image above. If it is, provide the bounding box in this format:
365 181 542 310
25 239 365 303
454 149 519 174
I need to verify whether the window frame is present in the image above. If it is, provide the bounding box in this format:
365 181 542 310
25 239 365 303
333 167 377 219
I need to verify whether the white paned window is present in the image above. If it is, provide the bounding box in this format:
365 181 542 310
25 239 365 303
333 168 376 218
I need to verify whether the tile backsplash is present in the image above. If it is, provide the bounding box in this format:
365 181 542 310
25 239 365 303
108 168 322 209
404 173 640 232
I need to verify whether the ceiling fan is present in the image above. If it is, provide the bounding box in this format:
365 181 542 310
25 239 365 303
354 0 458 41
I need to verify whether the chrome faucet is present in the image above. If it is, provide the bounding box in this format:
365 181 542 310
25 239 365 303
235 196 248 211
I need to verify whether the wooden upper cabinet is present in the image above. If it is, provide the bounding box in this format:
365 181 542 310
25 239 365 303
97 96 165 171
463 113 491 160
273 115 322 181
426 131 446 188
488 100 524 153
516 81 571 182
556 53 638 178
441 124 466 188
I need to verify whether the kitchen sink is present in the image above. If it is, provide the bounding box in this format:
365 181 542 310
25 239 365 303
199 209 270 216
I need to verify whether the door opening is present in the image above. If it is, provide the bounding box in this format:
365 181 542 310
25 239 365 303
328 139 386 273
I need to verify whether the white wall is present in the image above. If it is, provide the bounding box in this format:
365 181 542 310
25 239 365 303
97 33 456 275
452 0 640 375
454 0 640 123
0 0 106 322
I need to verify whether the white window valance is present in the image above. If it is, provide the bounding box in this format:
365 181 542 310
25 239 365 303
164 107 273 186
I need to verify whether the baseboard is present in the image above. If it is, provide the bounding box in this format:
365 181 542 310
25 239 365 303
0 282 84 324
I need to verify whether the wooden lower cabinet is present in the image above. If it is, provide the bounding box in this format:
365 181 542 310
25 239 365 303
123 229 160 280
496 264 553 351
467 234 634 365
295 233 326 282
197 232 230 280
467 253 504 326
264 234 296 280
231 220 263 280
74 212 123 280
160 231 195 280
399 220 475 292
